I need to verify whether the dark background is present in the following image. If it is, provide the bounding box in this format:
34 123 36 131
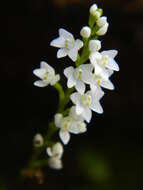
1 0 143 189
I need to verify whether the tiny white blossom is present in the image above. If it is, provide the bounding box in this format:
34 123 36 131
70 89 104 123
89 40 101 52
64 64 93 94
33 133 44 148
55 113 87 145
48 157 63 170
90 50 119 72
80 26 91 38
33 61 60 87
50 28 83 62
47 142 64 159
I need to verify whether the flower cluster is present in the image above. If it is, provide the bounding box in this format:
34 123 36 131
32 3 119 170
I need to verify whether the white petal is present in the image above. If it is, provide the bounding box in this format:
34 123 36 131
33 68 46 79
90 101 103 114
40 61 54 73
101 50 118 59
64 66 74 78
57 48 68 58
79 64 94 73
70 92 81 105
50 37 65 48
50 74 60 85
74 39 83 50
67 77 76 88
82 109 92 123
59 130 70 145
59 28 74 40
75 81 85 95
34 80 48 87
68 48 78 62
76 104 84 115
90 52 102 64
69 122 80 134
101 80 115 90
106 58 119 71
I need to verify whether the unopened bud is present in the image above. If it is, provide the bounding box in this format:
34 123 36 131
80 26 91 38
96 23 109 36
90 4 98 15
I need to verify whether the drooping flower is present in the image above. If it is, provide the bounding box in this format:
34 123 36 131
70 89 104 123
47 142 64 159
50 28 83 62
33 61 60 87
47 142 64 170
64 64 93 94
54 112 87 145
80 26 91 38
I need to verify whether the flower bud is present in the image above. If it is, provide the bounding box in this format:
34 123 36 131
89 40 101 52
33 133 44 148
97 16 107 27
80 26 91 38
90 4 98 15
96 23 109 36
48 157 63 170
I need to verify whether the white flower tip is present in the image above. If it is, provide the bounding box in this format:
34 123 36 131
80 26 91 38
90 4 98 15
60 131 70 145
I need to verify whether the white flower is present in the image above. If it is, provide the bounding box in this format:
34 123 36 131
48 157 63 170
47 142 64 159
89 40 101 52
50 28 83 62
70 89 104 123
33 61 60 87
90 50 119 72
55 113 87 145
100 50 119 71
96 17 109 36
64 64 93 94
80 26 91 38
33 133 44 147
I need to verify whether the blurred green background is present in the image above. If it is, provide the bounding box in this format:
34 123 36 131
0 0 143 189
